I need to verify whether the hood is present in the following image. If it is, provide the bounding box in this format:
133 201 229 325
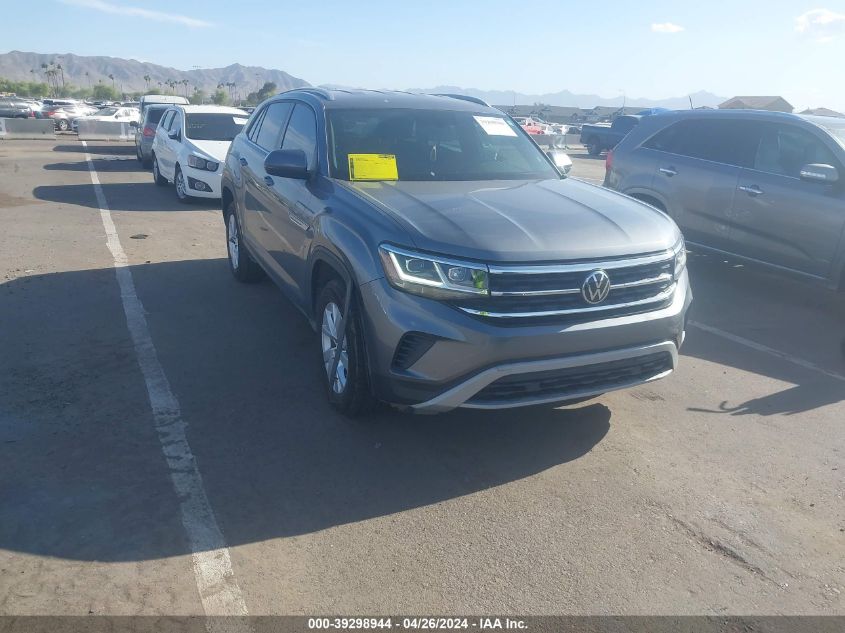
343 178 680 263
186 139 231 162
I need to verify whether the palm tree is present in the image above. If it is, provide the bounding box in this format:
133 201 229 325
85 71 91 88
57 64 65 91
181 79 190 97
226 82 236 100
143 74 151 90
108 73 115 89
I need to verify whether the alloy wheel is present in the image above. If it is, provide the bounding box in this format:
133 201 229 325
321 302 349 394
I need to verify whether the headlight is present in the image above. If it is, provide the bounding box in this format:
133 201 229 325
379 245 489 299
187 154 219 171
673 238 687 279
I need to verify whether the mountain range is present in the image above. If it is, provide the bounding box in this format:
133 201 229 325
0 51 309 97
402 86 727 110
1 50 726 108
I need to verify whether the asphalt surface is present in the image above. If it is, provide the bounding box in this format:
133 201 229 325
0 140 843 617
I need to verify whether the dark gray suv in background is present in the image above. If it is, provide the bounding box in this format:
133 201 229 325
605 110 845 288
221 89 692 415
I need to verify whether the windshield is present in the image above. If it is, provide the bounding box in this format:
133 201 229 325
818 119 845 147
327 108 559 181
184 113 248 141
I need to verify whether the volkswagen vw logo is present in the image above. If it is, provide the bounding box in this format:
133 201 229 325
581 270 611 304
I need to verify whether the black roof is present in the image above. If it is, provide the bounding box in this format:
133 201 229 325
276 88 500 113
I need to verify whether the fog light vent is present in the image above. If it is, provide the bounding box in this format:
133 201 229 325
391 332 437 371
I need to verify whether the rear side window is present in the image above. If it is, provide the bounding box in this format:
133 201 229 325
280 104 318 170
645 119 761 168
611 117 638 134
753 124 839 178
146 108 166 125
254 102 294 151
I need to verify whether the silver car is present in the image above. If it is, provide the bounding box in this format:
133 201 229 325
605 110 845 288
133 104 169 168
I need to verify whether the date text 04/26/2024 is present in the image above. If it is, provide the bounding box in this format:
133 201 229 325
307 618 528 630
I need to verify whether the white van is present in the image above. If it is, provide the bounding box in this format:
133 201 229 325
139 94 189 114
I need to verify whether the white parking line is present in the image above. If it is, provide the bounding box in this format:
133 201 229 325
81 142 253 631
689 320 845 383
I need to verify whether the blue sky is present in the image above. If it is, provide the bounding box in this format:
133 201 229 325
5 0 845 110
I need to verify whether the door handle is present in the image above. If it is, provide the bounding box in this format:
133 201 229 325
288 212 309 231
239 157 248 166
659 167 677 177
738 185 764 196
264 176 274 186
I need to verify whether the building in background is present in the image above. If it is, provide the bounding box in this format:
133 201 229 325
800 107 844 118
718 96 793 112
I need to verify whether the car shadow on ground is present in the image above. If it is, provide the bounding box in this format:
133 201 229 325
681 250 845 417
0 259 610 563
43 158 145 173
52 143 136 156
33 182 217 212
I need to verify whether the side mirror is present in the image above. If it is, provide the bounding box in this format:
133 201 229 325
168 129 181 141
264 149 309 179
800 163 839 184
546 149 572 174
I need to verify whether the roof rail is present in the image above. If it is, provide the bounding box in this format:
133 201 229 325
284 87 334 100
433 93 490 107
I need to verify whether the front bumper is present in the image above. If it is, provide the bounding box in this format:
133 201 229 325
182 165 222 198
358 270 691 412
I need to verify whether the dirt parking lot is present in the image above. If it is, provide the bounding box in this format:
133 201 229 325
0 140 843 619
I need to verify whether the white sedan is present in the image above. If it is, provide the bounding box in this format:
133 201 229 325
151 105 248 202
71 106 139 132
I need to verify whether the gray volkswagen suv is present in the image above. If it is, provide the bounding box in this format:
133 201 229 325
221 89 691 415
605 110 845 288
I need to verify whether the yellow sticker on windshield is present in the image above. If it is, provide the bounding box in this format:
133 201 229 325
348 154 398 181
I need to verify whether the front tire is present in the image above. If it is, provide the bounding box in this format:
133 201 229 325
225 205 264 283
152 156 168 186
316 279 375 417
174 166 191 204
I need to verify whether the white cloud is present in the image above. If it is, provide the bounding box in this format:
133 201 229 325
795 8 845 41
58 0 213 28
651 22 685 34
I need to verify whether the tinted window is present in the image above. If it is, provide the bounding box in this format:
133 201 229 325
146 108 166 125
645 119 761 168
160 111 175 131
247 108 266 142
281 104 318 170
753 124 839 178
254 102 293 150
611 117 638 133
327 108 559 181
185 113 248 141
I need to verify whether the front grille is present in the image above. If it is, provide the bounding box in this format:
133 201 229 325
456 251 676 325
468 352 673 405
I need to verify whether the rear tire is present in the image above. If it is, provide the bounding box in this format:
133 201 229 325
587 138 601 156
152 156 168 186
225 204 264 283
136 143 143 163
316 279 375 418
